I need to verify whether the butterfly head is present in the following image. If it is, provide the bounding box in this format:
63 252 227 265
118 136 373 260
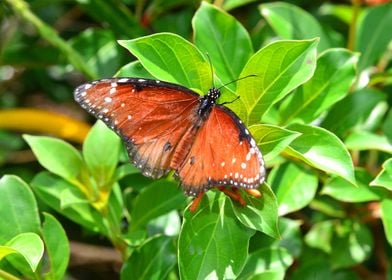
197 87 221 117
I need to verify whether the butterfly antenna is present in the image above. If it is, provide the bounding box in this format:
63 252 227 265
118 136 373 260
205 53 215 88
217 74 257 90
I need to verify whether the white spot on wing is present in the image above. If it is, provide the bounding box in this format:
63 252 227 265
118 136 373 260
110 87 116 95
241 163 246 169
104 97 112 103
221 161 225 167
232 158 236 164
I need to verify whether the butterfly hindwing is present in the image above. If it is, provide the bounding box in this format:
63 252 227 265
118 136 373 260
176 106 266 195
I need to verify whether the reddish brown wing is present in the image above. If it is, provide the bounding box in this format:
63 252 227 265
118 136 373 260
176 106 266 196
74 78 200 179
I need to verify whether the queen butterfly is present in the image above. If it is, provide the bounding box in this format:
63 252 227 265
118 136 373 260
74 78 266 198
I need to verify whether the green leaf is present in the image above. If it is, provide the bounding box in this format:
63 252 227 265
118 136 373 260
115 61 156 79
70 28 124 77
321 88 386 137
147 210 181 236
23 135 85 182
249 124 301 163
345 131 392 154
31 172 103 233
355 2 392 70
130 180 186 231
259 2 334 51
118 33 211 93
193 2 253 87
232 184 279 239
305 220 373 268
371 158 392 190
269 162 318 215
381 198 392 246
0 175 41 243
237 39 318 124
322 169 385 202
75 0 145 38
83 121 121 189
329 221 373 269
178 192 254 280
42 213 70 280
222 0 259 11
238 247 293 280
285 124 356 185
276 218 303 257
1 233 44 272
305 220 334 253
383 110 392 142
121 236 176 280
279 49 358 124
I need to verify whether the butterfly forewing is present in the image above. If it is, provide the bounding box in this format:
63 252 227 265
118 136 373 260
177 106 266 195
74 78 200 178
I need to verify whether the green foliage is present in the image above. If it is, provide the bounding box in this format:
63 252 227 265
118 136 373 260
1 0 392 279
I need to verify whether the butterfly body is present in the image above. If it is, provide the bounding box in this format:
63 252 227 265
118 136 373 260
75 78 265 196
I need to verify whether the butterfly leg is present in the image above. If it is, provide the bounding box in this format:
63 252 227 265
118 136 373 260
218 187 246 206
189 192 205 213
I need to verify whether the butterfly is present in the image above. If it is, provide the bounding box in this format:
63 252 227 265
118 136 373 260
74 77 266 204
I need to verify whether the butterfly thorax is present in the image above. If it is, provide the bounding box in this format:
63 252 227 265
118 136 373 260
197 88 221 118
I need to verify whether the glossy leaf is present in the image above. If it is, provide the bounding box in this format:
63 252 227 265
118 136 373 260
238 247 293 280
279 49 358 124
237 39 318 124
345 131 392 154
121 236 176 280
129 181 186 231
259 2 334 51
1 233 44 272
249 124 301 163
355 2 392 70
322 169 385 202
269 162 318 215
23 135 85 182
118 33 211 93
321 89 386 137
83 121 121 189
193 2 253 87
42 213 70 280
232 183 279 238
371 158 392 190
0 175 41 243
178 191 254 280
285 124 356 185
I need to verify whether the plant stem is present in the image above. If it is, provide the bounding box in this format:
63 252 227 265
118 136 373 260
5 0 96 79
0 269 20 280
347 0 361 50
